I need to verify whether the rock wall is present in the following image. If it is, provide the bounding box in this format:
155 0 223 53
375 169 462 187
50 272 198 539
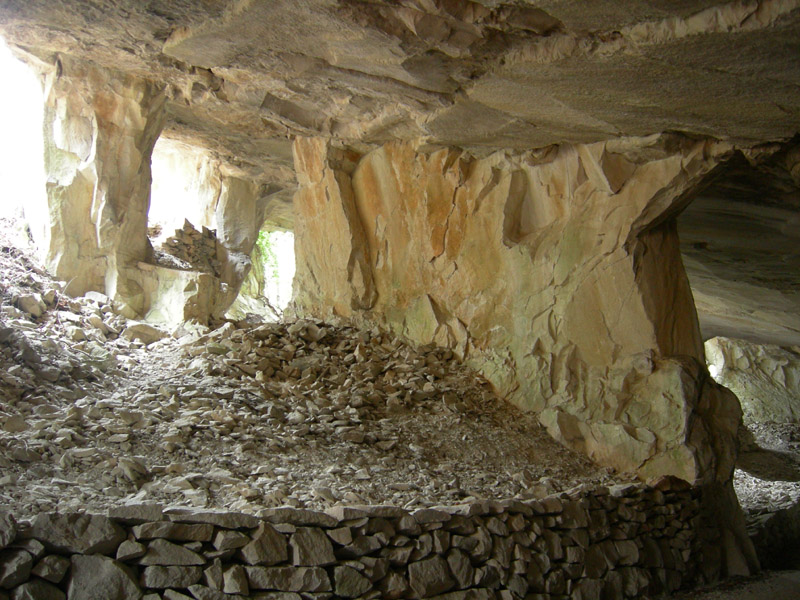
292 135 742 488
42 55 165 310
0 480 729 600
37 56 269 324
706 336 800 424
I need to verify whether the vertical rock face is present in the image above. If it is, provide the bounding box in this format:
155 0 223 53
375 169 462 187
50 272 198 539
706 336 800 424
293 134 742 485
38 57 269 323
42 55 166 313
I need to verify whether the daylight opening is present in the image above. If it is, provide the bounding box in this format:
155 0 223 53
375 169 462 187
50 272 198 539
149 135 295 320
227 228 295 321
149 137 218 247
0 38 47 250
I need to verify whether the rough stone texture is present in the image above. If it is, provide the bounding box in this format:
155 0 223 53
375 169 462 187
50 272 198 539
0 482 757 599
706 336 800 424
239 523 288 566
1 0 798 211
30 555 70 584
679 147 800 349
0 551 33 589
30 513 125 555
39 55 165 312
140 566 203 589
244 566 331 592
67 555 142 600
0 515 15 551
9 579 65 600
139 539 205 566
292 134 740 487
288 528 335 567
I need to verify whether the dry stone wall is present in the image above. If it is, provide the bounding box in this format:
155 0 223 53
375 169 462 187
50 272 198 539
0 480 724 600
292 135 742 488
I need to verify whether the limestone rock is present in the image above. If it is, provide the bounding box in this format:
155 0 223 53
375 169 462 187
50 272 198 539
30 555 70 584
0 550 33 589
239 523 288 566
9 579 65 600
292 136 738 485
117 540 147 562
289 528 335 566
31 513 125 555
68 555 142 600
244 566 331 592
139 539 205 566
140 566 203 588
122 323 168 346
333 566 371 598
0 515 15 551
706 337 800 424
408 555 455 598
222 565 248 595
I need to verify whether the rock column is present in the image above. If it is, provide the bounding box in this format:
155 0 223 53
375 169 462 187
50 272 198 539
42 55 166 316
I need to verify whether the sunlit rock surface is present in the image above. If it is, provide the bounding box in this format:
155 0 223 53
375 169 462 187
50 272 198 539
292 134 743 485
707 336 800 424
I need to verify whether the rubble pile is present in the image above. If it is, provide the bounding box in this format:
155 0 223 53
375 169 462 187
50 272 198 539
0 222 614 519
159 220 221 275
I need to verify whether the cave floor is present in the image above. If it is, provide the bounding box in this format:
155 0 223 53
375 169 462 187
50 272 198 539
2 218 800 596
0 218 617 518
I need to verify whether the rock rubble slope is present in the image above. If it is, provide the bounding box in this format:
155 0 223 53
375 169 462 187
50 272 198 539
0 221 614 519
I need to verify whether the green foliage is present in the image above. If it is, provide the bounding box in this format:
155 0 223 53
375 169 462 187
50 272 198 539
256 230 280 281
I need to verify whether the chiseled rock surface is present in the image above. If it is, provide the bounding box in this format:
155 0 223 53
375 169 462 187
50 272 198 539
292 134 742 486
707 336 800 424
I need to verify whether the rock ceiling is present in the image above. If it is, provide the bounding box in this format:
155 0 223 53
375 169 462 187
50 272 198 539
1 0 800 345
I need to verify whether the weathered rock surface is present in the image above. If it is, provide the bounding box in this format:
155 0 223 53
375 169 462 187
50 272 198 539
30 513 124 555
707 337 800 424
67 555 142 600
292 134 741 486
1 0 798 217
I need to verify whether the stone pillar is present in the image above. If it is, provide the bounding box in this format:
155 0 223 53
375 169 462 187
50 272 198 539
214 175 269 297
42 55 166 314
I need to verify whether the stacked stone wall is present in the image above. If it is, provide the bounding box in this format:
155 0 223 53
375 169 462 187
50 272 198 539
0 480 723 600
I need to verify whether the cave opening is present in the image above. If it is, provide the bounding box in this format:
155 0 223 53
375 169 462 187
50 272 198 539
0 37 47 251
677 142 800 569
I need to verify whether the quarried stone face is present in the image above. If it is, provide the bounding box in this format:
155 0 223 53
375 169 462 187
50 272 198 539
292 134 742 485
